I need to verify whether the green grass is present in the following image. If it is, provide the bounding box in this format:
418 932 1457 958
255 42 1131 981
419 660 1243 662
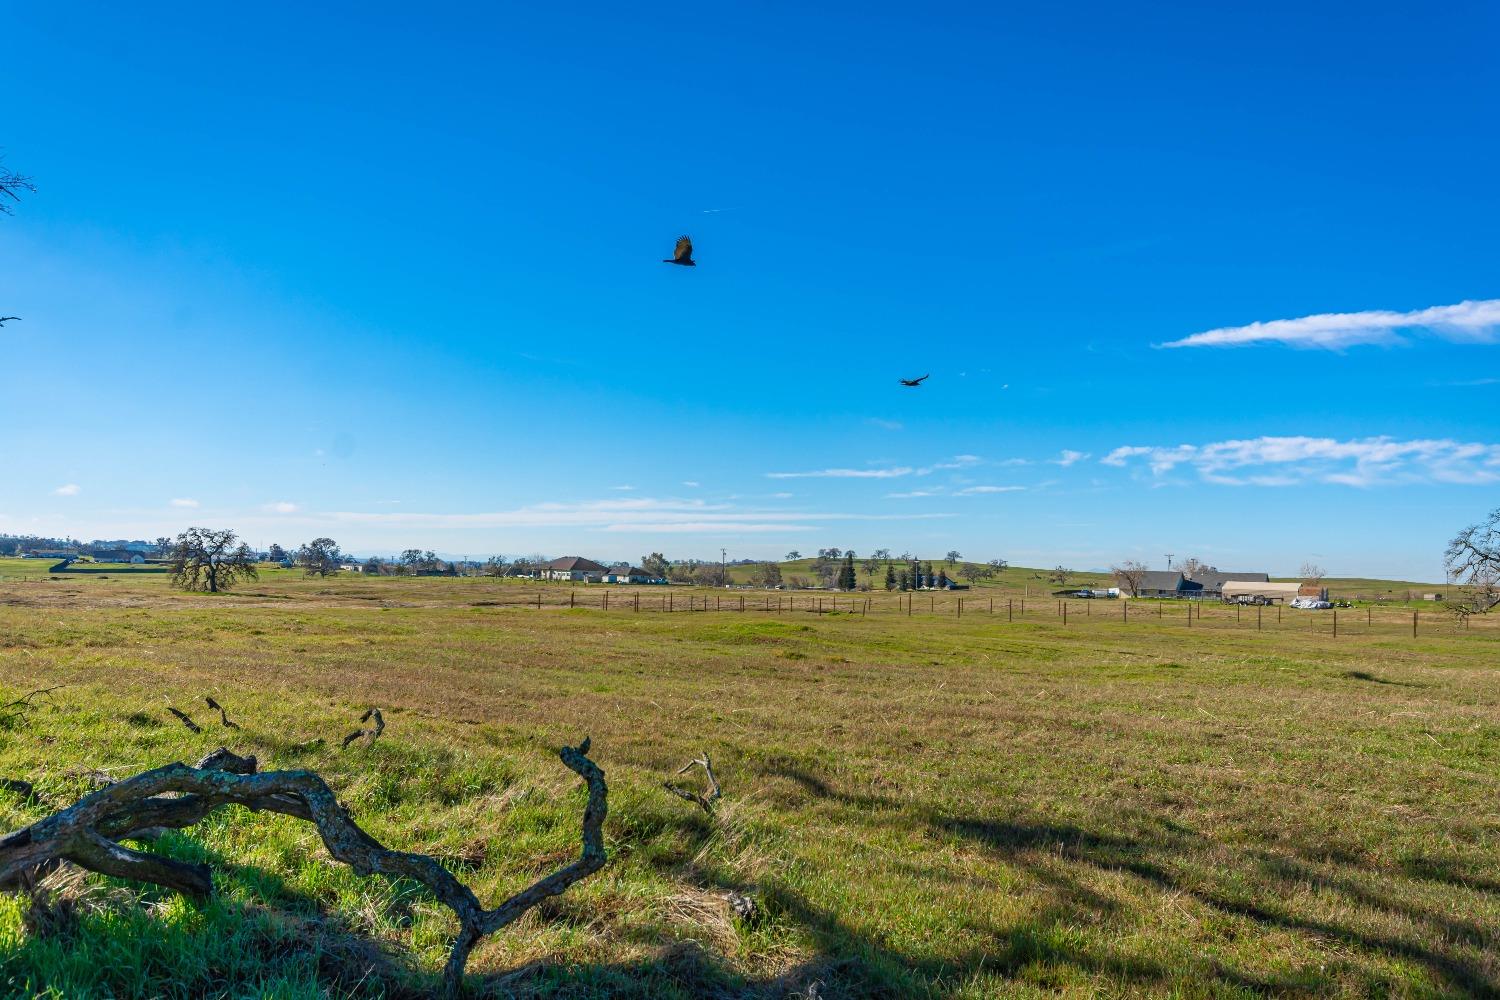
0 570 1496 997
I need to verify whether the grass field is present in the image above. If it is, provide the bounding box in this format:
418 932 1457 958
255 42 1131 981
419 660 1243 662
0 565 1496 998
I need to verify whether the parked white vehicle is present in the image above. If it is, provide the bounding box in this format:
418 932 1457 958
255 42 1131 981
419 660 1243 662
1290 597 1332 610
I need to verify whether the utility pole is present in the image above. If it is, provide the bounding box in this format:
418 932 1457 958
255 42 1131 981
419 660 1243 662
1165 554 1174 570
721 548 727 588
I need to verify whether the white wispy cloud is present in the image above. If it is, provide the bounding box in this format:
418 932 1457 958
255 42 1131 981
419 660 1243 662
53 484 80 497
768 455 981 480
955 485 1025 495
318 496 954 534
885 489 943 499
1161 299 1500 350
867 418 904 431
169 498 199 508
768 466 915 479
681 481 701 488
611 484 636 491
1049 450 1089 466
264 501 300 514
1101 435 1500 486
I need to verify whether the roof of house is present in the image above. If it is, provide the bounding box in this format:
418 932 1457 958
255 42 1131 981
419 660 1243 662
1191 570 1270 590
1135 570 1186 591
546 556 608 573
610 566 648 576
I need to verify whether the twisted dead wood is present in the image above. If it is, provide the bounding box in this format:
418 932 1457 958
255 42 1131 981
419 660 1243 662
0 739 607 997
204 696 240 729
165 706 201 733
664 754 722 814
0 686 66 727
341 707 385 749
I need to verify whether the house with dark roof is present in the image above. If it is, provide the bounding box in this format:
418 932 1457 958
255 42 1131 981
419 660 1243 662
604 564 666 585
1130 569 1270 599
544 556 609 582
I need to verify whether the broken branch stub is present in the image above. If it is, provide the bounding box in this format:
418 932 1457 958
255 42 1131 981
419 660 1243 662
165 707 201 733
203 696 240 730
663 754 722 814
0 738 607 998
341 707 385 749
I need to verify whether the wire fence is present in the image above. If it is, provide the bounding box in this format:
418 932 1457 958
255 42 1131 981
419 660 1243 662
467 589 1497 638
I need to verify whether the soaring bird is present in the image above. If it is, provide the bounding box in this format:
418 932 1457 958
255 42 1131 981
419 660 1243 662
663 235 695 266
899 374 930 387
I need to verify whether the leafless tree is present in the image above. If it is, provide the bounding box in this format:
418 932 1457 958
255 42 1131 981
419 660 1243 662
1048 565 1073 586
1299 562 1326 585
1445 508 1500 612
168 528 258 593
0 161 33 215
1112 560 1148 597
1178 556 1214 580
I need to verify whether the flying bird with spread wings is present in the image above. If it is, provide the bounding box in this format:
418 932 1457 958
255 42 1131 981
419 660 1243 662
663 235 695 266
899 374 930 387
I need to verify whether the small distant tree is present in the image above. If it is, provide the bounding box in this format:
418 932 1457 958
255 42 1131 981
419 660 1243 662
945 550 961 566
885 564 897 590
785 551 801 561
988 558 1008 572
750 561 783 588
873 548 891 562
862 554 880 577
1112 559 1148 597
297 537 343 577
267 543 289 563
1445 508 1500 612
641 552 670 580
168 527 258 594
898 570 910 591
1049 565 1072 586
483 555 509 577
1299 562 1327 586
838 553 857 591
363 557 385 576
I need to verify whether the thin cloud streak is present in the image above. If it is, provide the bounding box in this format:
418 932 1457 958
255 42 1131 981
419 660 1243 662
1102 435 1500 486
768 455 981 479
1161 298 1500 350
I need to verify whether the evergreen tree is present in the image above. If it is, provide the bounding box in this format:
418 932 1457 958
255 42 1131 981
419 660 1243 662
838 552 856 591
937 569 950 589
884 564 896 591
898 570 909 591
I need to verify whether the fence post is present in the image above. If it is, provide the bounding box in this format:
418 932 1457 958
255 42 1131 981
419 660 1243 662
603 592 608 611
1257 605 1262 631
957 598 962 618
1368 606 1372 627
989 597 994 613
1333 609 1338 637
1063 602 1067 625
669 594 673 612
635 593 639 612
1187 604 1191 627
1021 599 1025 615
1412 609 1417 637
1008 599 1013 622
1123 601 1128 623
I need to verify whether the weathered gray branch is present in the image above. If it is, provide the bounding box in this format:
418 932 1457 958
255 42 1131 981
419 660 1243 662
0 739 607 997
0 686 66 726
664 754 722 814
165 707 201 733
204 696 240 729
341 707 384 749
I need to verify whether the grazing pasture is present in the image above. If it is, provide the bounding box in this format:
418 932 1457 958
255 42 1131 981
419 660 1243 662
0 568 1496 998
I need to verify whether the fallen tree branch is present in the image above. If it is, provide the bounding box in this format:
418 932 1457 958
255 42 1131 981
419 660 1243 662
664 754 722 814
165 707 201 733
0 738 606 997
0 779 34 799
203 697 240 730
341 707 384 749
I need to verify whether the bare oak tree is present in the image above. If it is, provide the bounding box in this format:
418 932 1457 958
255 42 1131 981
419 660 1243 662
1445 508 1500 612
1 158 34 327
1112 560 1148 596
168 527 258 593
1299 562 1326 585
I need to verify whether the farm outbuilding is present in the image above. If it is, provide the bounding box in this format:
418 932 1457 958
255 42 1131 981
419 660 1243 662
1221 581 1302 603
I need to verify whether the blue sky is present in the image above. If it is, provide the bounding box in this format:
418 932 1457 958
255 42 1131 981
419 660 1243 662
3 2 1497 579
